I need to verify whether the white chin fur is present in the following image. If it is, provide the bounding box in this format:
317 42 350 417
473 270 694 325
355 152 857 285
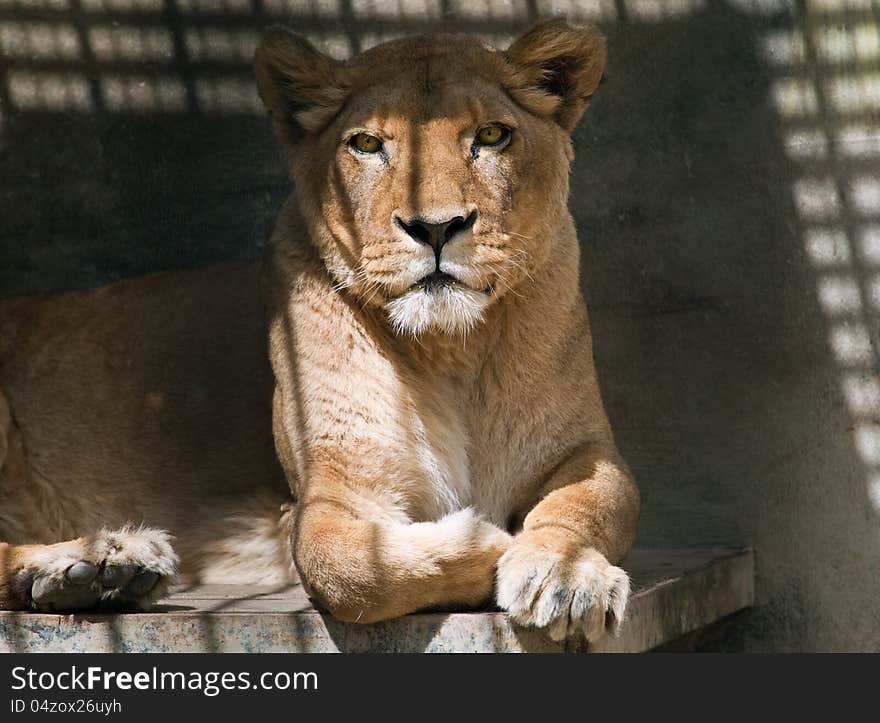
385 284 488 336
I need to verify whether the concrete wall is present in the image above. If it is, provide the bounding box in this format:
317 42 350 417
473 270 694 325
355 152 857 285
2 0 878 650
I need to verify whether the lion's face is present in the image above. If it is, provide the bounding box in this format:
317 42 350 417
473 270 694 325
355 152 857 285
256 23 606 336
300 75 571 337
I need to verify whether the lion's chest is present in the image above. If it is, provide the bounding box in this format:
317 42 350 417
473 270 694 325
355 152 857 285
406 397 472 520
404 384 541 527
391 336 577 527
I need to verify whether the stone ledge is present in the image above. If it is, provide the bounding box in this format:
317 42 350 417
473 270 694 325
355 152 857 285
0 548 753 653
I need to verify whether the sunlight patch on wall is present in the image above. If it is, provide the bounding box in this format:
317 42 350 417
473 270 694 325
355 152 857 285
868 276 880 309
175 0 252 13
805 228 852 266
448 0 524 20
858 226 880 263
346 0 615 22
773 0 880 513
817 276 861 314
0 0 69 9
825 74 880 113
88 26 174 62
195 76 262 113
855 424 880 464
842 374 880 414
8 71 92 111
868 475 880 509
536 0 616 20
260 0 343 18
0 22 80 60
836 125 880 157
79 0 163 12
761 29 807 66
784 129 829 159
813 23 880 63
626 0 706 19
849 177 880 216
185 29 260 62
723 0 792 14
101 75 186 111
772 77 819 117
828 323 873 365
793 177 841 219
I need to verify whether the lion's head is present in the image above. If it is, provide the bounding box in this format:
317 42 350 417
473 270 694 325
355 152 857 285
255 21 605 336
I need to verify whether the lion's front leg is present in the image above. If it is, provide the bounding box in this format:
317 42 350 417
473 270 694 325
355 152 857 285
0 527 178 612
496 444 640 642
293 484 511 623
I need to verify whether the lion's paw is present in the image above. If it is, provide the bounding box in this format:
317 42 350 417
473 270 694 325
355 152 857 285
496 542 629 642
18 526 178 612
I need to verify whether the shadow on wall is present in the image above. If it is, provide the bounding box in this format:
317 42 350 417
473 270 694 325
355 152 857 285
1 0 879 650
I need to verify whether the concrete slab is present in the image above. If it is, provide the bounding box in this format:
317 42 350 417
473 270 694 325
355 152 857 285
0 548 753 652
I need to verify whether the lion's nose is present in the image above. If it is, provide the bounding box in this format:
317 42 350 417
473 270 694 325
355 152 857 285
394 210 477 258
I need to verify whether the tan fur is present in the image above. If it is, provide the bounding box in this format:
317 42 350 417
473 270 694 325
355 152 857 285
259 21 639 639
0 264 297 609
0 21 638 642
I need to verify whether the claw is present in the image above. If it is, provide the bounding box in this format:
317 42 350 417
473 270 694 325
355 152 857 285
497 545 630 643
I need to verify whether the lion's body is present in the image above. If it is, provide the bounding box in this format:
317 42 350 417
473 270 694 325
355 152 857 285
0 263 296 587
265 198 606 528
0 22 639 642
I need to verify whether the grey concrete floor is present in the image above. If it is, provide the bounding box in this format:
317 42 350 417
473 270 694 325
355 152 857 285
1 0 879 650
0 550 753 652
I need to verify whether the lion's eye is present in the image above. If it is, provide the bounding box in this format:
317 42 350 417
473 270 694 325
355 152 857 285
476 125 510 147
350 133 383 154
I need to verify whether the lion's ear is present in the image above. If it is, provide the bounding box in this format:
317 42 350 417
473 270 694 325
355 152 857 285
254 27 349 144
504 21 606 132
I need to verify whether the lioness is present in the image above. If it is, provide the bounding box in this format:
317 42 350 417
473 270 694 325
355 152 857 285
0 20 639 643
